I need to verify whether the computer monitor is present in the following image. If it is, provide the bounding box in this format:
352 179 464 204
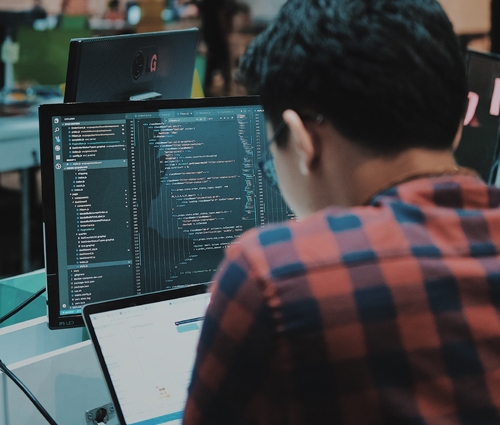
63 28 199 103
455 49 500 183
39 96 295 329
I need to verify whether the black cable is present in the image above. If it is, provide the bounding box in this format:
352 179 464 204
0 287 46 326
0 359 58 425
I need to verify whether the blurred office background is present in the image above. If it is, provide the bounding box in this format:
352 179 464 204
0 0 494 278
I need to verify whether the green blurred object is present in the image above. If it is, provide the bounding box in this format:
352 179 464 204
13 24 93 86
0 269 46 329
195 54 206 91
58 15 89 30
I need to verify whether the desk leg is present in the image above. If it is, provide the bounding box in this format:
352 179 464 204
21 168 30 273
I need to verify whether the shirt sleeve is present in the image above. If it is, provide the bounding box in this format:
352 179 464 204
183 247 276 425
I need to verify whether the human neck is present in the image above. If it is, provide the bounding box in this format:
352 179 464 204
349 147 460 205
318 141 460 209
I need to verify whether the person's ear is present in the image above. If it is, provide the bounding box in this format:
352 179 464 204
282 109 318 175
452 121 464 151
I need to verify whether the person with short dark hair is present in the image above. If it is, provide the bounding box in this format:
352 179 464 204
183 1 500 424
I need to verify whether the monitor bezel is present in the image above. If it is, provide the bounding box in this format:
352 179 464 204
40 95 263 329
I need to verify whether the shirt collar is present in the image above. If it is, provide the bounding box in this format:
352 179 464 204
365 166 480 206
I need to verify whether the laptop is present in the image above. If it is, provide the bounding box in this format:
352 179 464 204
82 284 211 425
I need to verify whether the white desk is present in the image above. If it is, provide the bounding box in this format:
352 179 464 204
0 338 118 425
0 270 116 425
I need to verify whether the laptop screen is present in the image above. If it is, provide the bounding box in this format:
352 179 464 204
83 286 211 425
40 96 294 329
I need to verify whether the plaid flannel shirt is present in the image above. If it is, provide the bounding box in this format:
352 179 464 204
183 175 500 425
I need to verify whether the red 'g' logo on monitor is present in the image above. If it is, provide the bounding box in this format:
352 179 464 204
132 48 159 81
149 54 157 73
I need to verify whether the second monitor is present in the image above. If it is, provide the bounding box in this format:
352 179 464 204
64 28 199 103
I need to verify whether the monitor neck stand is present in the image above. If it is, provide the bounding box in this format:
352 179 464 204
129 92 162 101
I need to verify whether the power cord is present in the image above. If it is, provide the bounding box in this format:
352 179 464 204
0 287 46 326
0 359 58 425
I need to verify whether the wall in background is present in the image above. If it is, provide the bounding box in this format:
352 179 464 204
438 0 490 35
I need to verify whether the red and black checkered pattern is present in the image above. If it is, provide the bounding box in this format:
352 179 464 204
184 175 500 425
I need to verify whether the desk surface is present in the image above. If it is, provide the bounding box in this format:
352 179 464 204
0 269 46 328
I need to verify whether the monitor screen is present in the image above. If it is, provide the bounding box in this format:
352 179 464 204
63 29 199 103
455 50 500 183
40 96 295 329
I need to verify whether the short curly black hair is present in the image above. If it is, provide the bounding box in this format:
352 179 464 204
237 0 467 154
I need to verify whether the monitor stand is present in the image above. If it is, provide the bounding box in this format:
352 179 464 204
129 91 162 101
